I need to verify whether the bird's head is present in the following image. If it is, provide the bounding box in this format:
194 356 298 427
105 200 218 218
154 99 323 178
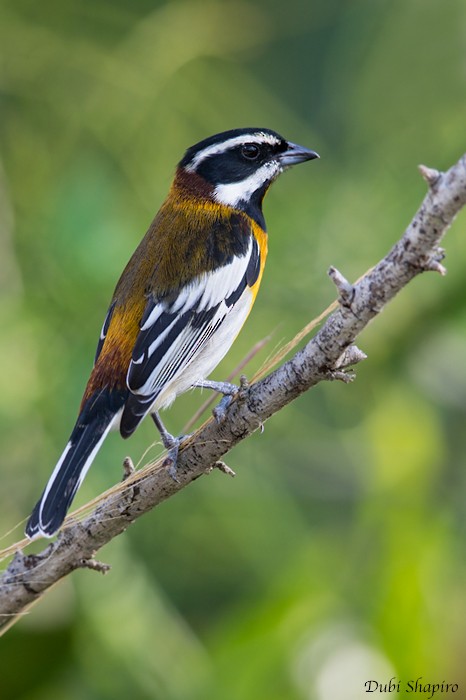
175 128 319 227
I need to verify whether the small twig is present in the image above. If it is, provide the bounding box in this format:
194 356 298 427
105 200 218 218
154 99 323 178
238 374 250 399
213 461 236 477
335 345 368 369
78 558 111 575
424 247 447 276
122 457 135 480
419 164 441 187
326 369 356 384
328 266 355 306
426 259 447 276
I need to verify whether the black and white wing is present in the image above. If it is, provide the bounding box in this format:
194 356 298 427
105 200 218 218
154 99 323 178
120 236 260 437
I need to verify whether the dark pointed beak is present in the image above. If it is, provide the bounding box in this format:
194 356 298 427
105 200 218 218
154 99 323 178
279 141 320 167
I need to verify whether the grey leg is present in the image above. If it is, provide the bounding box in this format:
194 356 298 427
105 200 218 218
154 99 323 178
194 379 238 395
151 411 182 480
194 378 246 423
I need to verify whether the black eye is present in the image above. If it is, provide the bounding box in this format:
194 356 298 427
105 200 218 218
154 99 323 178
241 144 260 160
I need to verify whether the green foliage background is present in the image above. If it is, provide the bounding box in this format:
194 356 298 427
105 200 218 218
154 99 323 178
1 1 465 698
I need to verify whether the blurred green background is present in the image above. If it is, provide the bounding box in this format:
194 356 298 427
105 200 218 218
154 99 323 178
1 0 466 698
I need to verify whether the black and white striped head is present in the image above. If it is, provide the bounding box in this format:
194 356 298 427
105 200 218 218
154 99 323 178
179 128 319 225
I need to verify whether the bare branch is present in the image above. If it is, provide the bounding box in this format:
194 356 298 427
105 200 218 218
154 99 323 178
1 153 465 634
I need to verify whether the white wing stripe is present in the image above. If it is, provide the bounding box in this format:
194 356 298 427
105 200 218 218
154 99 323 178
197 239 252 308
152 304 226 392
127 237 257 398
170 285 202 313
140 304 164 331
135 307 223 396
139 238 252 337
147 316 179 359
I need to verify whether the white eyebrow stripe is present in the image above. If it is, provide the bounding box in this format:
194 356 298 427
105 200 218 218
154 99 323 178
186 132 281 172
213 161 281 207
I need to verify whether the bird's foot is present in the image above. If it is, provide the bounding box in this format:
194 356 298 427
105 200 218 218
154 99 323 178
163 437 181 482
162 433 193 482
195 375 249 423
151 412 190 482
213 395 234 423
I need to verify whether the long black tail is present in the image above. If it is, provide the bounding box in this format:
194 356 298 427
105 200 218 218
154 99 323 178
26 391 123 539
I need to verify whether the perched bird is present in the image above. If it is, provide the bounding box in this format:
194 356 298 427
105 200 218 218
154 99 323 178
26 127 319 539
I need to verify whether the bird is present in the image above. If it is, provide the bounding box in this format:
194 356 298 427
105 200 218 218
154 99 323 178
26 127 319 539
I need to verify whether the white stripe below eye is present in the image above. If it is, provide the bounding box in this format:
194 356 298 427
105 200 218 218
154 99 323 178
186 132 281 172
213 161 281 207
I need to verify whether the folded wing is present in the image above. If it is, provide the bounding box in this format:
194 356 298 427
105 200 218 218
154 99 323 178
120 235 260 437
